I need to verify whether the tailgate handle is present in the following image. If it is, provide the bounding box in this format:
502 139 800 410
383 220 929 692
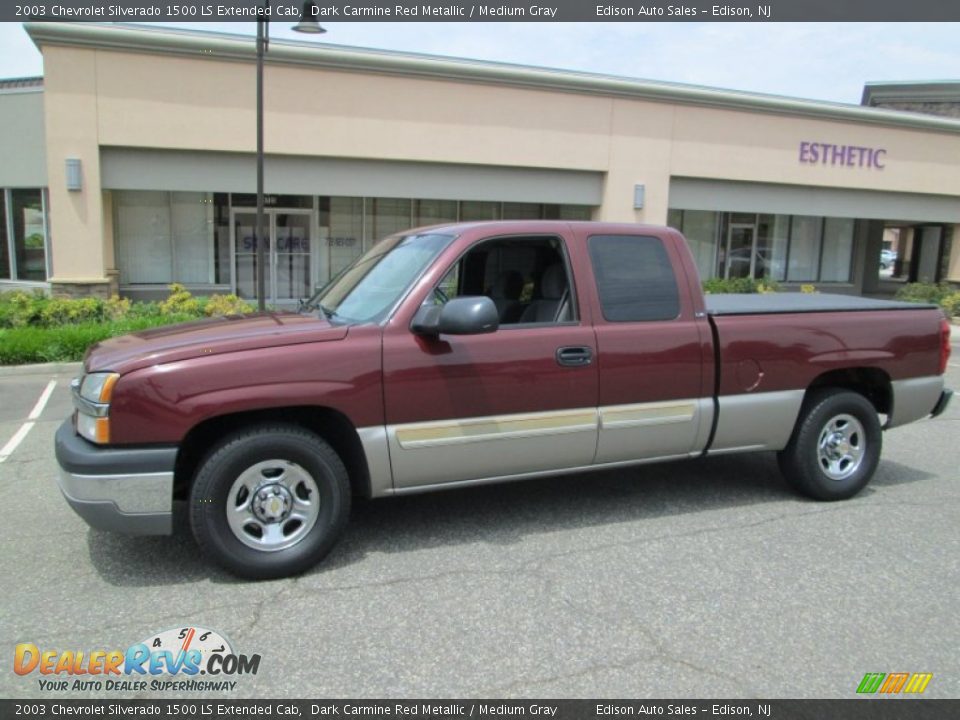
556 346 593 367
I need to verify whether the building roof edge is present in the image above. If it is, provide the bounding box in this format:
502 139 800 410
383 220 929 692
24 22 960 135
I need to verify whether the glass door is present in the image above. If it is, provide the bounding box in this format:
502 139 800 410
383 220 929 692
273 212 312 305
233 211 267 302
232 209 313 307
724 223 758 279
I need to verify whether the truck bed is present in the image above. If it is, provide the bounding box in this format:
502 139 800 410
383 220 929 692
705 293 937 316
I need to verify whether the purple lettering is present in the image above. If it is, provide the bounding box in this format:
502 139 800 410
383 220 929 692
798 142 887 169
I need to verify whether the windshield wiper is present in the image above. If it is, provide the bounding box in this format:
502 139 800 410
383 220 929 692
317 304 339 321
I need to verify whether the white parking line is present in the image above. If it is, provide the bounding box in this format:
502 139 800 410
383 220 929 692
0 378 57 464
29 379 58 420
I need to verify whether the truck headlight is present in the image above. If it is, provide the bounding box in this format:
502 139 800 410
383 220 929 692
79 372 119 405
72 372 119 444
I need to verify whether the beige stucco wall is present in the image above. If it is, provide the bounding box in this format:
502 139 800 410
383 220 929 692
38 42 960 284
43 46 106 285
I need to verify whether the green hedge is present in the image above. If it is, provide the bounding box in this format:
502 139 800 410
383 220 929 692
895 282 960 318
0 316 199 365
0 285 256 365
702 277 780 294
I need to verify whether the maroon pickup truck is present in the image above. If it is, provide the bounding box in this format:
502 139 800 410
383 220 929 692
56 221 953 579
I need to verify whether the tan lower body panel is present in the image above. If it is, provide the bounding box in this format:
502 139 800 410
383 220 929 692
595 398 710 464
384 399 709 491
388 408 599 489
362 391 808 495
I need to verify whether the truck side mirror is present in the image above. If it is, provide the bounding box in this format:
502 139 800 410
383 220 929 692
412 296 499 336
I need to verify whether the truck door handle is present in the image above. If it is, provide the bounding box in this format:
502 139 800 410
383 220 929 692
556 346 593 367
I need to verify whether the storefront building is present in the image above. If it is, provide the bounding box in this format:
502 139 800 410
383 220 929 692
2 23 960 305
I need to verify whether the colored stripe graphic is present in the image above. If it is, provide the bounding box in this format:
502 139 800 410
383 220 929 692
880 672 909 693
903 673 933 694
856 672 932 694
857 673 885 694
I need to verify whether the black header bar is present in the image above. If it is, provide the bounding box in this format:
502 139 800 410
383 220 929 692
9 0 960 23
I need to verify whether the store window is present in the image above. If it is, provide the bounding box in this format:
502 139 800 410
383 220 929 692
0 192 8 279
367 198 412 246
502 202 542 220
0 189 47 282
669 208 856 284
414 199 457 227
678 210 719 281
460 201 500 222
114 190 215 285
757 214 790 282
786 216 823 282
819 218 855 282
320 196 364 284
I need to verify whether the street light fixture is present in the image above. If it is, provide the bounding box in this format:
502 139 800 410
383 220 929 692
255 1 327 312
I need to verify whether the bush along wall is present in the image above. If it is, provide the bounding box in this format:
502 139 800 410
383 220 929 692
895 282 960 319
0 285 255 365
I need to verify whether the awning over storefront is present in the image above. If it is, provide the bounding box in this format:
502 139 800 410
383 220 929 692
669 177 960 223
100 148 604 206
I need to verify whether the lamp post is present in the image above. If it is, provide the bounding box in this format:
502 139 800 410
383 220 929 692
255 1 326 312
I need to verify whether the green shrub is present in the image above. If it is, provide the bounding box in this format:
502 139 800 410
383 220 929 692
0 290 46 327
0 284 261 364
0 316 196 365
895 282 952 305
159 283 201 316
941 292 960 319
204 293 254 317
105 295 132 320
702 277 779 294
39 297 107 326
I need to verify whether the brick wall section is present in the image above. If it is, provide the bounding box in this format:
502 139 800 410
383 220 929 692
50 282 111 299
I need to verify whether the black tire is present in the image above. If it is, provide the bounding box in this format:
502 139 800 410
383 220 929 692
189 424 350 580
777 388 882 501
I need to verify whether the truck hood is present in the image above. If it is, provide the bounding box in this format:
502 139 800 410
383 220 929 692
85 312 349 375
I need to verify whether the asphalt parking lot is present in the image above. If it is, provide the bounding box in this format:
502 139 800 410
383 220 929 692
1 345 958 700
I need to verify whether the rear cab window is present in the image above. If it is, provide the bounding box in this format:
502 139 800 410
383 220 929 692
587 234 681 322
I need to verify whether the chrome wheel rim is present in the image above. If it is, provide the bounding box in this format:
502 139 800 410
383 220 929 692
817 414 866 481
226 460 320 551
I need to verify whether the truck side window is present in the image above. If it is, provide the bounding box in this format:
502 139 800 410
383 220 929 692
432 236 576 325
588 235 680 322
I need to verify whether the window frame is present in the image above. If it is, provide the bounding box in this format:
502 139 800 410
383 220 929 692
418 232 582 330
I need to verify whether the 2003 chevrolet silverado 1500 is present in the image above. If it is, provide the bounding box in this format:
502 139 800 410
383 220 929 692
55 221 953 578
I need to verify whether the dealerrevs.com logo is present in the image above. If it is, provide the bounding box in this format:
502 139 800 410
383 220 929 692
14 627 261 692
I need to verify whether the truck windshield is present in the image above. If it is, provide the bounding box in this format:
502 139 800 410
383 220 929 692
305 232 455 324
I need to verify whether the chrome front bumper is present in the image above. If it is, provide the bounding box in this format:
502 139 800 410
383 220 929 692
55 419 176 535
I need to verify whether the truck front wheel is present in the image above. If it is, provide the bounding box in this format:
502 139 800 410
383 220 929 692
777 389 882 501
189 425 350 579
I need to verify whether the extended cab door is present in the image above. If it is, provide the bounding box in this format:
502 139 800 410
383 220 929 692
381 228 599 490
572 227 714 464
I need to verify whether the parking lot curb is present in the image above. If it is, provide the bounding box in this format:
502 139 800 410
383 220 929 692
0 361 82 377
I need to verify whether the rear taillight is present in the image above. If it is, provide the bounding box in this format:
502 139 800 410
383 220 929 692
941 317 952 375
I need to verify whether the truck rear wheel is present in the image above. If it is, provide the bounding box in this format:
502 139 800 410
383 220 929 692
777 389 881 501
189 425 350 579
